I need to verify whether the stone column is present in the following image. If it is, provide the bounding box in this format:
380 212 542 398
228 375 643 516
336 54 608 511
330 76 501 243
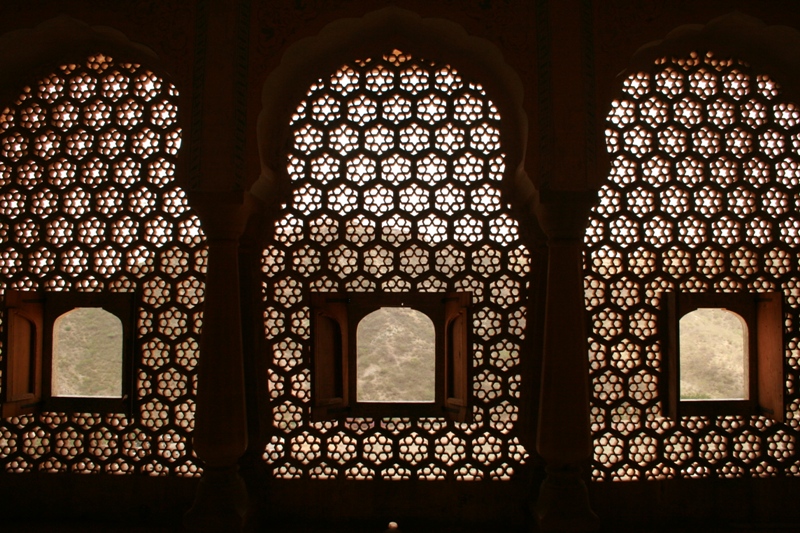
184 196 251 531
533 189 599 532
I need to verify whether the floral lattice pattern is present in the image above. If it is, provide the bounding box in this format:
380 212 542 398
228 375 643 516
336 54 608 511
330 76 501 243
587 51 800 481
261 50 532 480
0 55 205 476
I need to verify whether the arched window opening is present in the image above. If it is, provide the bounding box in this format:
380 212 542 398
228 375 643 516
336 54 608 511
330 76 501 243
356 307 435 403
0 53 205 476
52 307 123 398
679 308 747 401
262 48 531 481
586 50 794 482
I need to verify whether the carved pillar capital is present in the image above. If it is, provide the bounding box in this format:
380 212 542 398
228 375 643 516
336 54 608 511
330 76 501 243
532 188 597 243
189 190 254 242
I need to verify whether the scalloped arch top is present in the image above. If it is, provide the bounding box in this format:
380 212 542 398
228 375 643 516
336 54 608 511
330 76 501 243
625 12 800 100
253 6 529 207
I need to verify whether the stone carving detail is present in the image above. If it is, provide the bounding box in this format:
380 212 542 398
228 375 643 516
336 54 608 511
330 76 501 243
0 55 205 475
587 51 800 481
261 49 532 480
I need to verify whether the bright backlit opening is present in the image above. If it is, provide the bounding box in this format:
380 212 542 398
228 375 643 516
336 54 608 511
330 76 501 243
356 307 435 402
52 307 123 398
679 308 747 400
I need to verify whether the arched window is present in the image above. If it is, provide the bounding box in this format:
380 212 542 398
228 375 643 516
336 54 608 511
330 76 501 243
0 54 205 476
261 49 531 481
586 50 797 482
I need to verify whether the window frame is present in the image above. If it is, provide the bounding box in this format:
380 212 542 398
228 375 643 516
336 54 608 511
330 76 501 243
310 291 471 421
2 291 44 417
2 290 136 417
664 291 784 420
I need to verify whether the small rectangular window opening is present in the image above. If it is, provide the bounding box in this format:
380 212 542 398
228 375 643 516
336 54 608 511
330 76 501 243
679 307 747 401
665 292 784 420
2 291 135 416
311 292 471 421
356 307 435 403
52 307 124 398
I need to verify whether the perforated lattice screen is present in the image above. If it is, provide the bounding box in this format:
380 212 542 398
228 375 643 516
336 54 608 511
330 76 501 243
0 55 205 475
587 51 800 481
261 50 532 480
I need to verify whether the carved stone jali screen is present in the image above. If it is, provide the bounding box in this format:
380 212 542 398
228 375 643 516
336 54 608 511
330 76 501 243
0 55 205 475
586 51 800 481
260 50 533 480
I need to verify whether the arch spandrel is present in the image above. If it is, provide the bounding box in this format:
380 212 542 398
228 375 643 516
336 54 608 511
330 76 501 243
254 6 531 212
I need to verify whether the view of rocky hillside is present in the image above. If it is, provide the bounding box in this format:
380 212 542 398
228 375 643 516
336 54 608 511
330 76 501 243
52 308 123 397
679 308 747 400
356 307 436 402
51 303 747 403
